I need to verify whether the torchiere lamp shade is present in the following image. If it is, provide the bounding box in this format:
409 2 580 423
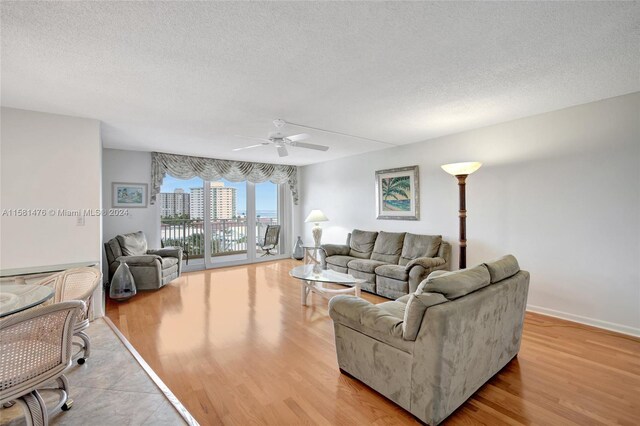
441 162 482 176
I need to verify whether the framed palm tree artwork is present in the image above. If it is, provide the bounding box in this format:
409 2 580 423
375 165 420 220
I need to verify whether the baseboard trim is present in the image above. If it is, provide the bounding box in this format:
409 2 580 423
103 317 200 426
526 305 640 337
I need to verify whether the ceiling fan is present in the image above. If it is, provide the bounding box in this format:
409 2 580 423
233 119 329 157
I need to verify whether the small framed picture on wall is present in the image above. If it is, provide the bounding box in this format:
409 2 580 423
112 182 148 208
375 165 419 220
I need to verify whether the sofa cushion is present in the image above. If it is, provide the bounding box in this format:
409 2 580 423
116 231 148 256
349 270 376 293
398 234 442 266
375 264 409 282
161 257 179 269
349 229 378 259
326 255 357 268
348 259 388 274
162 264 179 278
370 232 406 264
484 254 520 283
419 264 490 300
376 276 409 300
376 300 407 320
327 264 348 275
402 292 449 340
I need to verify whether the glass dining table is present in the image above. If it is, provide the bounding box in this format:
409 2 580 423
0 284 54 318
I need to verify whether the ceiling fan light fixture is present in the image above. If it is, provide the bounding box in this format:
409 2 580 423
233 119 329 157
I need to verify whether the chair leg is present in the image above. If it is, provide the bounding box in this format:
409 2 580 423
262 248 274 256
75 331 90 364
18 390 48 426
45 374 72 413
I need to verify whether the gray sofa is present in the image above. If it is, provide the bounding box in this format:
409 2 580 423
320 230 451 299
328 255 529 425
104 231 183 290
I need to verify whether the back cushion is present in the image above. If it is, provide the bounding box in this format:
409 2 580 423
402 292 448 340
398 234 442 266
349 229 378 259
484 254 520 283
107 239 123 262
116 231 148 256
370 232 406 264
420 264 490 300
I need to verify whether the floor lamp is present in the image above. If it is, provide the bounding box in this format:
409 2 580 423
441 162 482 269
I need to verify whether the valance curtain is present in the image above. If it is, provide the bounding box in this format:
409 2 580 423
151 152 299 205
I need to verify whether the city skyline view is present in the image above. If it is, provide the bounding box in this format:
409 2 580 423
160 176 278 216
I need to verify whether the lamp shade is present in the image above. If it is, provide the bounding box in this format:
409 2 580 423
305 210 329 223
441 162 482 176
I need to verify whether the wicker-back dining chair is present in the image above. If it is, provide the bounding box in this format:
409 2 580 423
0 300 83 425
38 267 102 365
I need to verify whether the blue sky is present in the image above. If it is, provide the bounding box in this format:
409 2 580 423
160 176 277 211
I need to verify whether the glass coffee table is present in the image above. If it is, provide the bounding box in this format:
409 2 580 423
289 265 363 306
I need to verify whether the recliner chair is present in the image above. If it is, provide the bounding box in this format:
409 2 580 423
104 231 183 290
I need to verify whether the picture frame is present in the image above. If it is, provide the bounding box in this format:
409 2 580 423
375 165 419 220
112 182 148 208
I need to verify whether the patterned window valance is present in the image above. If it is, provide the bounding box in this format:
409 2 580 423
151 152 299 205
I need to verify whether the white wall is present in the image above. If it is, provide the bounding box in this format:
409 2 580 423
0 107 102 269
297 93 640 335
102 149 160 277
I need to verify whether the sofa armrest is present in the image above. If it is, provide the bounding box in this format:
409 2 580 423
329 295 403 339
320 244 351 268
405 256 446 272
116 255 161 265
321 244 350 257
147 247 182 258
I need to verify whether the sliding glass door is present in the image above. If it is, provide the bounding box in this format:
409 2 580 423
160 176 285 270
205 180 248 266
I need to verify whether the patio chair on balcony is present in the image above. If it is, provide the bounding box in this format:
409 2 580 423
259 225 281 256
104 231 183 290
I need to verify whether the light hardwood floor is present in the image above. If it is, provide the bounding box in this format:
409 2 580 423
106 259 640 425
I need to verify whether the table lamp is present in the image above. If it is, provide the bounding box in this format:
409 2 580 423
441 162 482 269
305 210 329 247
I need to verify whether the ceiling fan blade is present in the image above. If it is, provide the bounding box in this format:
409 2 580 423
285 133 310 142
292 141 329 151
235 135 272 143
277 145 288 157
232 144 264 151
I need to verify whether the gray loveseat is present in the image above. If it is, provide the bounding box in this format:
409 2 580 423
328 255 529 425
320 230 450 299
104 231 183 290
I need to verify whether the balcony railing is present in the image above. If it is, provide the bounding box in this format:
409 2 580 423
161 218 278 258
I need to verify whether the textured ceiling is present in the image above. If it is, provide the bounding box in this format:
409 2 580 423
2 1 638 165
